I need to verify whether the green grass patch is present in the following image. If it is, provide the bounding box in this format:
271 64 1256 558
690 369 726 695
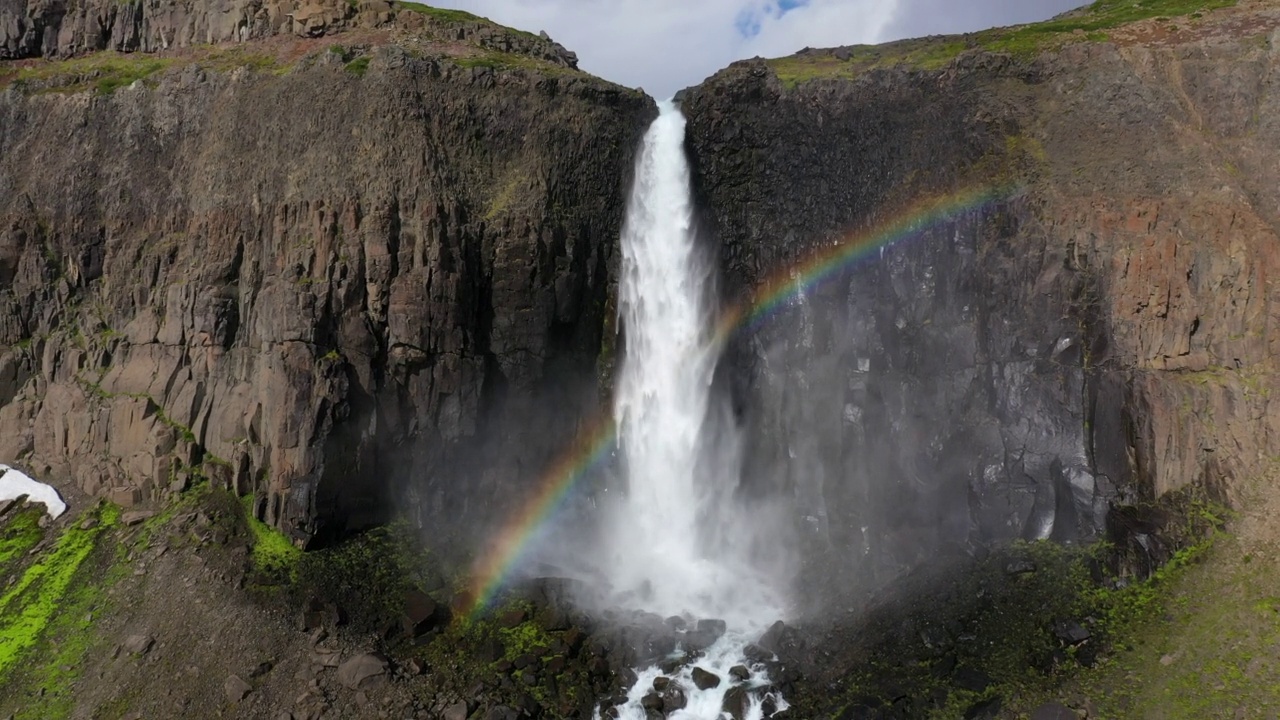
0 508 45 566
242 494 301 585
344 56 371 76
768 0 1238 87
3 47 287 94
6 52 175 94
0 504 119 677
450 50 579 76
1008 530 1280 717
393 1 541 41
394 2 485 23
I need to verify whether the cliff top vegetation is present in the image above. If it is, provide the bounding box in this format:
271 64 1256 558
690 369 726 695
767 0 1241 87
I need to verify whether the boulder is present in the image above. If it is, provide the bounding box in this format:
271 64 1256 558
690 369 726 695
223 675 252 703
299 596 343 631
442 701 470 720
758 621 805 659
1053 620 1091 646
402 589 445 638
691 667 721 690
696 618 727 640
641 693 663 711
729 664 751 682
336 653 388 689
722 686 750 720
121 510 157 526
662 686 687 713
122 635 154 656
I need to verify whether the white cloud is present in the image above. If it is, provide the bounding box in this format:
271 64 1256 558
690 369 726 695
432 0 1085 97
430 0 897 98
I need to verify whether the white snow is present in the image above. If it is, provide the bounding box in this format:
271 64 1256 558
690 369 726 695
0 464 67 519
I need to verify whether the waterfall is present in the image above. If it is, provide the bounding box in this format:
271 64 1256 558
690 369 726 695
598 100 788 720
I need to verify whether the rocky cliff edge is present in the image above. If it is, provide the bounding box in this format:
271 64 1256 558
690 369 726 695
0 0 655 548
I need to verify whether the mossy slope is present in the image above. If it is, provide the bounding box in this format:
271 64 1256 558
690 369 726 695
768 0 1239 86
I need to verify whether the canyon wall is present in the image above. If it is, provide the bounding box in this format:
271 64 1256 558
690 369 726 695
0 4 653 545
682 3 1280 601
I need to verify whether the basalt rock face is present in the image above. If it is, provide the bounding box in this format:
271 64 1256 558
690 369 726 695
0 27 652 545
682 6 1280 606
0 0 580 67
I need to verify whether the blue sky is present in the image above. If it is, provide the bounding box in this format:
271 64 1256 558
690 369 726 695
432 0 1084 98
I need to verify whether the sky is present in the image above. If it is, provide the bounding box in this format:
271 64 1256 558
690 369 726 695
432 0 1086 98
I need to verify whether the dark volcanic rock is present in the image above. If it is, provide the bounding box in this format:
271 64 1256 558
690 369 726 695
402 589 446 638
691 667 721 690
680 6 1280 613
0 31 654 547
1053 620 1091 646
662 686 687 712
0 0 581 67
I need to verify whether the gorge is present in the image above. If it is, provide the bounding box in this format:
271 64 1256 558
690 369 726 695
1 0 1279 718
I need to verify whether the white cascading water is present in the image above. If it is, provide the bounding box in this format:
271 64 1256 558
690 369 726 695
599 101 788 719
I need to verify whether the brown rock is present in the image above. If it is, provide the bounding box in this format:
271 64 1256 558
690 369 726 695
121 510 157 526
336 653 388 689
224 675 252 703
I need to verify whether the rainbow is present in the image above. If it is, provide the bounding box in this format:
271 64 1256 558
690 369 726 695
467 184 1016 615
712 185 1012 344
467 417 618 615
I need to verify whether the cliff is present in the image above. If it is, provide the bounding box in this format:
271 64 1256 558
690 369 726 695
0 0 654 546
681 0 1280 601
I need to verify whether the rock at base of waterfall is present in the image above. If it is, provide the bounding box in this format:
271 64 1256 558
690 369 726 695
744 643 773 663
652 676 670 691
691 666 721 690
722 685 750 720
662 686 687 712
759 621 805 659
402 589 447 638
640 692 663 711
729 664 751 681
696 618 726 639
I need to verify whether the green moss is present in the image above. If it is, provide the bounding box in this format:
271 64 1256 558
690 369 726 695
450 50 580 76
241 494 301 585
0 504 118 677
344 56 371 76
3 47 287 94
395 2 482 22
0 508 45 566
497 617 553 661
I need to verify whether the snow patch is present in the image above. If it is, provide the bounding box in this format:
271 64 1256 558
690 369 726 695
0 464 68 519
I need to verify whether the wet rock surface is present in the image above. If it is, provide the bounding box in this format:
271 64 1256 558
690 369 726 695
681 4 1280 611
0 26 654 548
